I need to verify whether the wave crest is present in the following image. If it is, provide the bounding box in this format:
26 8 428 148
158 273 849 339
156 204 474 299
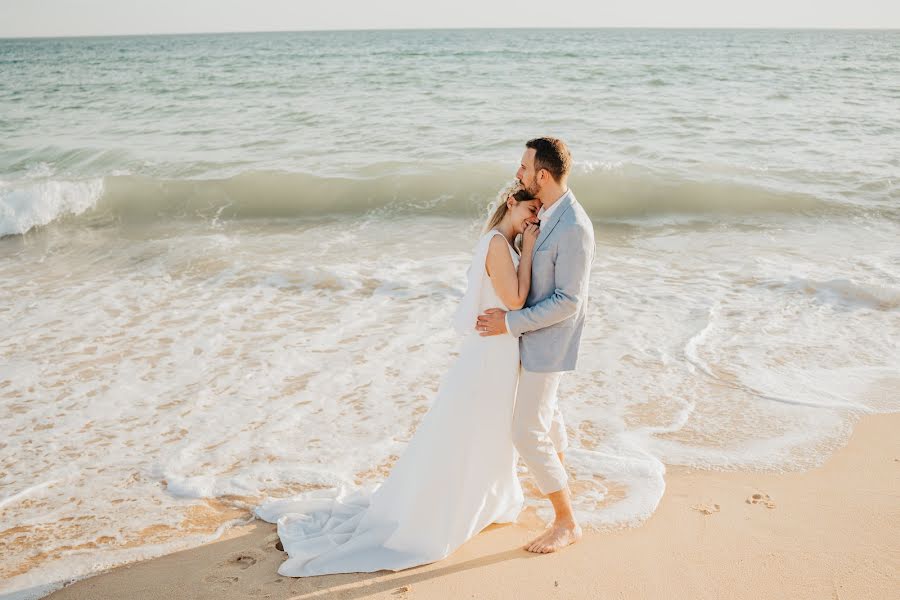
0 178 105 237
0 165 845 237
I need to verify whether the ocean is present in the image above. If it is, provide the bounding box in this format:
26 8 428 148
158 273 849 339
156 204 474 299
1 28 898 598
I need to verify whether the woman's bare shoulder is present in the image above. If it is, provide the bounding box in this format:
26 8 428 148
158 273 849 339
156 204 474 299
486 234 513 258
485 232 513 275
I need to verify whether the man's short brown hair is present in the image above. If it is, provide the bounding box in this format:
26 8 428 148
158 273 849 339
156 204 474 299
526 137 572 183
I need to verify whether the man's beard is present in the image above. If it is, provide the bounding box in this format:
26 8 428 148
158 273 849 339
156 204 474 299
520 177 541 198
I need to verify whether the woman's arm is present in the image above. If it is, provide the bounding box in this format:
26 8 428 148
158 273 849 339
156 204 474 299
485 225 539 310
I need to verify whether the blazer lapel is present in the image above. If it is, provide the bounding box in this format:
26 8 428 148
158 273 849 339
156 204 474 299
534 192 574 253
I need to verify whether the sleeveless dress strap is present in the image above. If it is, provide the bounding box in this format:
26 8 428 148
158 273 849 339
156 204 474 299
450 229 506 336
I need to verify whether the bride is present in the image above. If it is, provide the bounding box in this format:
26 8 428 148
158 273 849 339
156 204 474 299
254 183 542 576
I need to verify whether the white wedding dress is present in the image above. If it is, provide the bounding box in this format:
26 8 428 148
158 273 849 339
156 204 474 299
254 229 525 576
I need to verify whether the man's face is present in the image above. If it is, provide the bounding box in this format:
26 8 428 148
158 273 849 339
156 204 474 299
516 148 542 199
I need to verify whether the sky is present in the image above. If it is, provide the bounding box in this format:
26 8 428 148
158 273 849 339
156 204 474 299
1 0 899 38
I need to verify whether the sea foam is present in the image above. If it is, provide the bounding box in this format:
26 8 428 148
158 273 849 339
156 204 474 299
0 178 104 237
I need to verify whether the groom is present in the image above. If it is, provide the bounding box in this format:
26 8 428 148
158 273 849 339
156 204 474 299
476 137 595 554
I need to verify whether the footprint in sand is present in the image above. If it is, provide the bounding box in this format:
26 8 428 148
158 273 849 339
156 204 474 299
690 503 720 515
746 492 776 508
222 549 264 570
203 575 239 586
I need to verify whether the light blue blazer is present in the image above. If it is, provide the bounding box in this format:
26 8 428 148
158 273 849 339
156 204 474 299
506 190 595 372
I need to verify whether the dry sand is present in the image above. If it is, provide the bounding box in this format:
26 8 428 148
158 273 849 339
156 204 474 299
47 412 899 600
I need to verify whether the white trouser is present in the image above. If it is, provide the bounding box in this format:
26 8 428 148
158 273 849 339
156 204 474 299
512 366 569 495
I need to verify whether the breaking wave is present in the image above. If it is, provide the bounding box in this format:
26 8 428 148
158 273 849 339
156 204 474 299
0 164 858 237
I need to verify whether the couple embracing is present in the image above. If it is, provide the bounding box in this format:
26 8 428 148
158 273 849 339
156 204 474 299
255 137 596 576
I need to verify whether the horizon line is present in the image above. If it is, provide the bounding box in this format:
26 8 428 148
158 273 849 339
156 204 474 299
2 25 899 41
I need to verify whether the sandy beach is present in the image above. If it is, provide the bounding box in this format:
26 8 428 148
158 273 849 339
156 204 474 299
3 28 899 600
44 412 899 600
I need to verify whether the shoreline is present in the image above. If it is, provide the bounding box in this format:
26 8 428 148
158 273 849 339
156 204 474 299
41 411 899 600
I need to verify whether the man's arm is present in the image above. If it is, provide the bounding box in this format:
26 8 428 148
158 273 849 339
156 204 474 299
506 223 593 338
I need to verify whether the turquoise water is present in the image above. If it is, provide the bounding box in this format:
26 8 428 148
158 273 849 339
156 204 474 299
1 29 898 230
0 29 898 599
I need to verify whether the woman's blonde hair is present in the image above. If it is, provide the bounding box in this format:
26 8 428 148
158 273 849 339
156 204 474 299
483 181 536 242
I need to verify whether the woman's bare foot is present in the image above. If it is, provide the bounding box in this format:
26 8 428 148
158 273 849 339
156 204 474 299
524 519 582 553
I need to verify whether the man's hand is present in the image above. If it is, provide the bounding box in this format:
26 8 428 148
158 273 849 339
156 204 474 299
475 308 508 336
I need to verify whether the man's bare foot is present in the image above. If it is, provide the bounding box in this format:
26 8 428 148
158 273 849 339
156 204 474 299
524 519 582 553
523 526 552 551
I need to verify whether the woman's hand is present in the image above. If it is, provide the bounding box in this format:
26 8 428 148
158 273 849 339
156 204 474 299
522 222 540 253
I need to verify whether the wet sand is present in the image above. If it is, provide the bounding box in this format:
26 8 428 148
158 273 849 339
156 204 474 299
46 412 899 600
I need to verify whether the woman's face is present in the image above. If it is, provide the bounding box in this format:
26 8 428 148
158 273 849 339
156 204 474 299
508 198 541 234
